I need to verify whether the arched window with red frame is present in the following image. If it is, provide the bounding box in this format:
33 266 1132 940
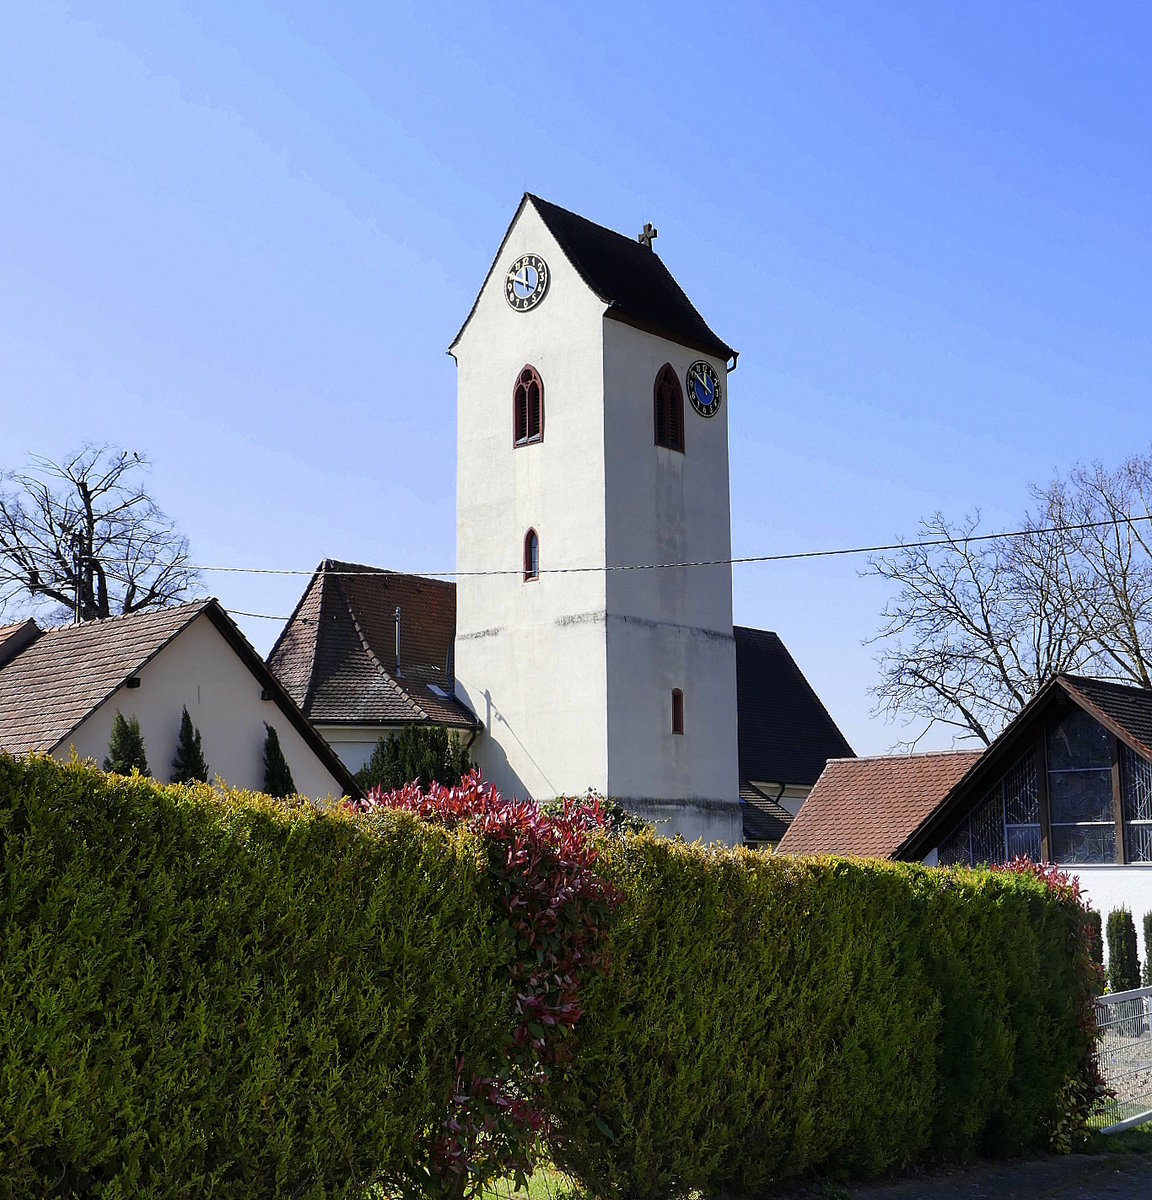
671 688 684 734
513 366 544 446
654 363 684 452
523 528 539 582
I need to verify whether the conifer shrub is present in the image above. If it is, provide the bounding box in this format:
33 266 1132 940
262 722 296 797
356 725 471 793
102 710 150 775
1107 907 1141 992
170 705 209 783
548 840 1099 1198
0 753 513 1198
1087 908 1104 971
1145 912 1152 987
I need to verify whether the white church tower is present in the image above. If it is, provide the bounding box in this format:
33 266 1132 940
449 195 742 843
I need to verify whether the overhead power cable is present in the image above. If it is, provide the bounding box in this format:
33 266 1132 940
213 512 1152 623
193 512 1152 582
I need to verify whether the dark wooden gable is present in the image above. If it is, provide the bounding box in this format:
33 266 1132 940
898 675 1152 866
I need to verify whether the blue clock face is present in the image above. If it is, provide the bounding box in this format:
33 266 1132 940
505 253 550 311
686 360 721 418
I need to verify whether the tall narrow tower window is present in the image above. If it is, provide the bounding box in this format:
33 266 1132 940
523 529 540 582
513 366 544 446
653 363 684 452
671 688 684 735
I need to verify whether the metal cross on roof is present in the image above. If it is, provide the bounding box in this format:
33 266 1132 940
637 222 658 249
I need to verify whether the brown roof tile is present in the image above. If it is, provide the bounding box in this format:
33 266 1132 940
0 602 207 752
267 561 479 731
776 750 983 859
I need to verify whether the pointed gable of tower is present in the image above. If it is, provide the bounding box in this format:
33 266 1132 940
449 194 736 362
525 195 736 362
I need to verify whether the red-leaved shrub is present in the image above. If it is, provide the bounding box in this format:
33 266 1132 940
348 771 616 1196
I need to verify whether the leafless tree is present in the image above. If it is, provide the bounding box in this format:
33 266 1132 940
0 445 201 623
866 450 1152 747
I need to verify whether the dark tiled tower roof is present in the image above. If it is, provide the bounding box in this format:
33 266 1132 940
734 626 854 787
527 194 736 361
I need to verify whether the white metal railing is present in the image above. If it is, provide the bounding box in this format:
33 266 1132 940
1093 985 1152 1133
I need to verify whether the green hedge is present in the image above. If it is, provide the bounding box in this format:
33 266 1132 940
0 754 513 1198
548 837 1095 1198
0 756 1096 1197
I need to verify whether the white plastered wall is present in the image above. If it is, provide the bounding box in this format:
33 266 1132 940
602 320 741 842
454 201 611 802
1067 866 1152 971
317 724 388 776
58 613 347 801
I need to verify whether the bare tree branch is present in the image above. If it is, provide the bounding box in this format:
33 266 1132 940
866 449 1152 747
0 445 202 623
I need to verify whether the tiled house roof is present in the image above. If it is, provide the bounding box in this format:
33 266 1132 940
0 600 357 795
0 602 210 752
734 626 854 786
266 561 479 731
451 195 736 361
776 750 983 859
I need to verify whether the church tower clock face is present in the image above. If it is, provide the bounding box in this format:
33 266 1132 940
686 360 721 417
505 253 550 311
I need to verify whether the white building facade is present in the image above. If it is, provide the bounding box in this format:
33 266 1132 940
450 195 742 843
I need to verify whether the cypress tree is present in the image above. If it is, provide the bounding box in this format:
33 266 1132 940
1106 908 1140 993
263 723 296 798
171 706 209 784
1086 909 1104 972
1144 912 1152 987
103 711 150 776
356 726 472 793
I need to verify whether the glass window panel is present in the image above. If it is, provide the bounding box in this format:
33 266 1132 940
1005 825 1042 860
1121 744 1152 824
1046 707 1111 771
970 792 1006 865
1126 823 1152 864
1003 751 1038 825
1048 769 1113 824
939 822 970 867
1051 823 1115 864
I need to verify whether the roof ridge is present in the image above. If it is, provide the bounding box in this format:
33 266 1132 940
321 558 454 589
833 749 984 764
526 193 646 260
1060 670 1152 690
36 597 211 636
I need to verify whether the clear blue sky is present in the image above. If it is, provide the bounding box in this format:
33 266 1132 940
2 2 1149 755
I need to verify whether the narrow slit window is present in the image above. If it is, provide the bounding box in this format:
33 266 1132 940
671 688 684 735
523 529 539 582
654 364 684 452
513 366 544 446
